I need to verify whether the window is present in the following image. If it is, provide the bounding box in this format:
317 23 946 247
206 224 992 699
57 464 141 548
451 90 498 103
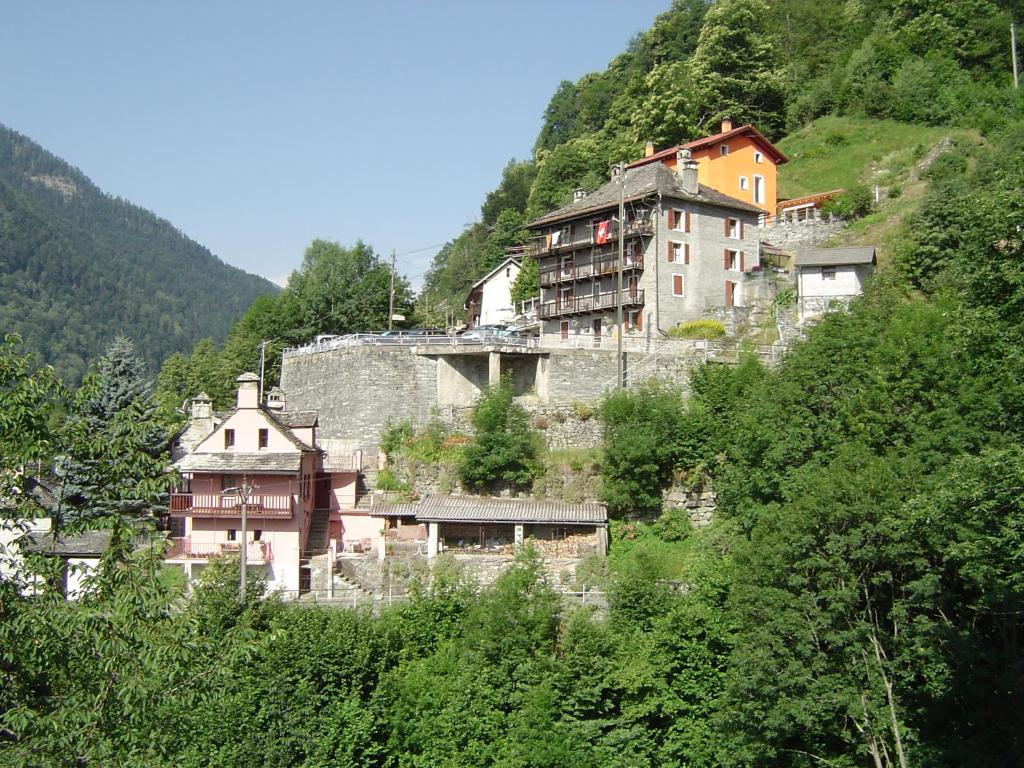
626 309 643 331
753 175 765 204
669 208 687 231
227 529 237 541
754 151 764 164
822 267 837 280
720 144 729 156
221 475 237 491
725 249 740 271
253 529 262 541
672 274 684 297
224 428 235 449
506 267 511 278
668 241 689 264
726 218 740 238
258 428 268 449
739 176 748 191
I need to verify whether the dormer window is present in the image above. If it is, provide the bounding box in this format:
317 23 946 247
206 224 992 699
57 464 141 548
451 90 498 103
224 429 235 449
258 428 268 449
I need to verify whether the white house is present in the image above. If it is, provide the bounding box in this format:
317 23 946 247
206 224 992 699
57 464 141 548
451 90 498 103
795 246 876 320
464 255 521 328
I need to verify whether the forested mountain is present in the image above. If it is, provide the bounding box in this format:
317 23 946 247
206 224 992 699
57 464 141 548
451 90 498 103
417 0 1020 319
0 123 277 382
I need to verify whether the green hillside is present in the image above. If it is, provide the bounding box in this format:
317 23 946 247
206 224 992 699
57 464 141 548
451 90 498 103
0 123 277 382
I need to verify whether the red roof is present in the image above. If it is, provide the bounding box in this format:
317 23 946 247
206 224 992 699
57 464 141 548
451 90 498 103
627 124 788 169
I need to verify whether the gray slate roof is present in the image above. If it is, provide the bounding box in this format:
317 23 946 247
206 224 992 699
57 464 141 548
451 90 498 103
24 529 112 557
414 494 607 525
268 410 318 429
530 162 762 227
796 247 877 267
175 452 302 473
374 502 420 517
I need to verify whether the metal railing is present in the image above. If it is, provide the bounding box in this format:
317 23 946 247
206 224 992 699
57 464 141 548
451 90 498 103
539 254 644 287
538 289 644 320
525 218 654 257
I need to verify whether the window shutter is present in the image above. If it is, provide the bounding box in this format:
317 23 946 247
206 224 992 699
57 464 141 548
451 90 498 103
684 243 690 265
740 251 745 272
740 219 745 239
724 217 730 236
684 210 691 233
667 241 674 262
724 249 731 269
668 209 676 229
636 311 643 331
673 274 683 295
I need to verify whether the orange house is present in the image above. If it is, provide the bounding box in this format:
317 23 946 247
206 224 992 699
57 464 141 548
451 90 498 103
628 119 787 214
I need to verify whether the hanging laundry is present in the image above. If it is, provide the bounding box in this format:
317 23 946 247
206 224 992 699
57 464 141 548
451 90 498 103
595 220 611 245
551 230 562 246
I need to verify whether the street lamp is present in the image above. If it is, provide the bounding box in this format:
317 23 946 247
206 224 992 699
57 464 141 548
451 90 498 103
221 477 255 603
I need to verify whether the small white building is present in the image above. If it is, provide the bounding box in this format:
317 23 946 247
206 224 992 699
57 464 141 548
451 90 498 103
795 246 876 320
464 255 521 328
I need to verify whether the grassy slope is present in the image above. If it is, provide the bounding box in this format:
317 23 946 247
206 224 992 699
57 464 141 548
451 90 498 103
775 116 983 261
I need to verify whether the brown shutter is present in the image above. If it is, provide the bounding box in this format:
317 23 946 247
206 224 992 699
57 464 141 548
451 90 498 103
668 209 676 229
724 249 731 269
684 243 690 264
724 217 730 236
740 219 745 239
636 310 643 331
740 251 745 272
667 241 674 262
684 210 691 233
673 274 683 295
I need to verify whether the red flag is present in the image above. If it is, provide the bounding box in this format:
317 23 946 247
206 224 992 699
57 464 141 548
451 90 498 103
595 220 610 244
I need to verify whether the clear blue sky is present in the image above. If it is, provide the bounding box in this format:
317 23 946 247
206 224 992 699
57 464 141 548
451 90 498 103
0 0 671 289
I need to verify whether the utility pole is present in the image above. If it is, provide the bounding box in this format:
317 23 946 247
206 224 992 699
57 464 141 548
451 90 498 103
258 341 266 400
388 249 397 331
222 478 254 602
1013 18 1020 90
615 162 626 389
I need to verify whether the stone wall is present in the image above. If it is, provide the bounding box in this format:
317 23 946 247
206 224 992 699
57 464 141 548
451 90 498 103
758 215 846 251
663 478 717 527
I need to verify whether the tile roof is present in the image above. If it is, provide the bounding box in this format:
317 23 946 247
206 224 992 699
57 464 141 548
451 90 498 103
174 452 302 474
529 162 762 228
413 494 607 525
373 502 420 517
24 529 112 557
796 247 877 267
627 124 788 169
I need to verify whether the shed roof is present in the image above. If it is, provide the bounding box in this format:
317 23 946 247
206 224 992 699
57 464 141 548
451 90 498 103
24 529 112 557
529 162 762 228
175 452 302 474
414 494 607 525
795 247 877 267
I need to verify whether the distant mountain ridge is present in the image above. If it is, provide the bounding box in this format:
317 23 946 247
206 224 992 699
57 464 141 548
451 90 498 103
0 122 277 382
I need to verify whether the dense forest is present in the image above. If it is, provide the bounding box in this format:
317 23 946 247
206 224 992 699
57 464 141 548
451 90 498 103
3 0 1024 765
0 124 276 382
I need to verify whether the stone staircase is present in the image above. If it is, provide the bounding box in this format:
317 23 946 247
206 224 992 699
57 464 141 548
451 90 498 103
354 471 375 512
304 508 330 555
332 571 375 605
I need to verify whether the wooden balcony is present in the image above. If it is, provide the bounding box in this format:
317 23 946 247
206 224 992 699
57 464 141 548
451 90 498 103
525 218 654 257
539 254 644 287
538 289 645 320
170 492 295 518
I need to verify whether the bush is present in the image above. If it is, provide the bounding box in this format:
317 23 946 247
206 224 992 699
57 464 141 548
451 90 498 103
822 184 874 219
667 319 726 339
380 420 413 457
375 467 408 492
459 379 541 492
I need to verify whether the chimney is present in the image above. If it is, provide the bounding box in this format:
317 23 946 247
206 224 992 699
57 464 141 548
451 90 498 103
610 164 623 179
236 372 259 409
190 392 212 420
675 148 699 195
721 117 733 132
573 188 587 202
644 141 655 157
265 386 286 410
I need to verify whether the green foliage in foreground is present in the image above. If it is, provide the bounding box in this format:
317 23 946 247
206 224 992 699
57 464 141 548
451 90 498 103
459 380 541 493
666 318 726 339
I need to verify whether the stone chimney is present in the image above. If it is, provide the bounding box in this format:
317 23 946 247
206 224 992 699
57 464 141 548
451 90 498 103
644 141 655 157
573 188 587 202
236 372 259 409
265 386 286 410
675 148 699 195
611 163 623 179
721 117 733 132
190 391 212 420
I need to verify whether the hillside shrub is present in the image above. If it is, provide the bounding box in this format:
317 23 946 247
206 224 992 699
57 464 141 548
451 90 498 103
459 379 541 492
379 420 414 457
821 183 874 219
667 319 726 339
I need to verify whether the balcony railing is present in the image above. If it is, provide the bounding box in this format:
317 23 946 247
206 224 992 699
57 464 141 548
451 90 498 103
170 492 295 518
525 217 654 257
165 537 273 564
538 289 645 320
539 254 644 287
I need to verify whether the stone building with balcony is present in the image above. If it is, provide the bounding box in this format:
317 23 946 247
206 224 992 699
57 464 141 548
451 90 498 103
527 151 764 342
167 373 381 594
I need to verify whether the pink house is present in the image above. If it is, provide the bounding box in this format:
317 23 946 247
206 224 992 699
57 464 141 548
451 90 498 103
167 373 380 594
